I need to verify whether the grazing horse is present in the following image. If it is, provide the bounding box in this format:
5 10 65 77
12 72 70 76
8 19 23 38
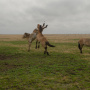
23 29 38 51
78 38 90 53
23 23 48 51
36 24 55 55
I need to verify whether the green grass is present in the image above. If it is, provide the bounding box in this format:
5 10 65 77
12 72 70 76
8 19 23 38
0 40 90 90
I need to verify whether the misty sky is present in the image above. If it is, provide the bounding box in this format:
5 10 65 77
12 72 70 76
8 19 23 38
0 0 90 34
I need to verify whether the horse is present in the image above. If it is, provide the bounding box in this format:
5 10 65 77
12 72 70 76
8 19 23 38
36 24 55 55
35 23 48 49
23 23 48 51
78 38 90 53
23 29 38 51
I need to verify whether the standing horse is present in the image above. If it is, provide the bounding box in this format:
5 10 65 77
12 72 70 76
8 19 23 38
23 29 38 51
36 24 55 55
78 38 90 53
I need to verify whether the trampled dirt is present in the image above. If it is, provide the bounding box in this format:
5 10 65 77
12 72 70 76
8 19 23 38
0 54 12 60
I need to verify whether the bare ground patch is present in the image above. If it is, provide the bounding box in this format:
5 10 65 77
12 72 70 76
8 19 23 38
1 63 22 71
0 54 12 60
0 54 22 72
0 54 19 60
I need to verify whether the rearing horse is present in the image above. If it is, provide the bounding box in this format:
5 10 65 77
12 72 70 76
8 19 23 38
36 24 55 55
35 23 48 49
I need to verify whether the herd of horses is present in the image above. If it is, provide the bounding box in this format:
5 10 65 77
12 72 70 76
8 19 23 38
23 23 90 55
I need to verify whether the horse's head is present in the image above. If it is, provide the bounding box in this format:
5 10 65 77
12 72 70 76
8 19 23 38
37 24 43 33
23 33 30 38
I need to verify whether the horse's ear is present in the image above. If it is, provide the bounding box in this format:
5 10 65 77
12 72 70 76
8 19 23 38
43 25 48 29
42 22 48 29
43 23 45 27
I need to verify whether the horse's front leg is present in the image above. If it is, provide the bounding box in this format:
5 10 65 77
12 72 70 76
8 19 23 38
44 46 49 55
80 45 83 54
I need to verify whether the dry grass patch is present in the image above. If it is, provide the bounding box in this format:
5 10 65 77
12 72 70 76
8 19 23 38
0 34 23 41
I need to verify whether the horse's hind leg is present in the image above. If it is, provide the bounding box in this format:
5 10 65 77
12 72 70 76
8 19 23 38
47 52 49 55
28 42 31 52
78 43 83 54
38 42 40 48
80 45 84 54
80 48 82 53
44 47 49 55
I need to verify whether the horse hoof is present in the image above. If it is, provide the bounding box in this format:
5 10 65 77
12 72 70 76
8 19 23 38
47 52 50 56
28 50 30 52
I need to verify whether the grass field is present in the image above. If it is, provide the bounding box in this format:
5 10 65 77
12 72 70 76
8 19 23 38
0 34 90 90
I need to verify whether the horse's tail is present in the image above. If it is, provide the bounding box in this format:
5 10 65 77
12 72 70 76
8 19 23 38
46 42 55 47
78 42 81 50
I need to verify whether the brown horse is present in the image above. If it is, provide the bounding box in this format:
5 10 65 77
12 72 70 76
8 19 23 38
78 38 90 53
35 23 48 49
36 24 55 55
